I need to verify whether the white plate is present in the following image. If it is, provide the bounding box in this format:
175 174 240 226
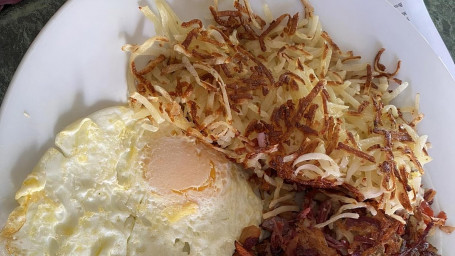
1 0 454 253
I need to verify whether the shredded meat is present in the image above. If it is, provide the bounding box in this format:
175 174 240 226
242 190 442 256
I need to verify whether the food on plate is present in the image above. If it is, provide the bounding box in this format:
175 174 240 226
123 0 452 254
0 106 262 255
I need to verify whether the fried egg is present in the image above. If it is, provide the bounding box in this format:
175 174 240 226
0 106 262 256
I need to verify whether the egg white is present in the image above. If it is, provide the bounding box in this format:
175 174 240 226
0 106 262 256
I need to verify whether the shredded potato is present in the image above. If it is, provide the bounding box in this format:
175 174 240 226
124 0 449 254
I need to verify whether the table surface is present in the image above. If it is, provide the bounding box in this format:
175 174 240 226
0 0 454 105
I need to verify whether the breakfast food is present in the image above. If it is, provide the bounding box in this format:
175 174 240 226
0 106 262 255
1 0 452 255
123 0 452 255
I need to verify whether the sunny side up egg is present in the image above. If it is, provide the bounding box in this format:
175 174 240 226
0 106 262 256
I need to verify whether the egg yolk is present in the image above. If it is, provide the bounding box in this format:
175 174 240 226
142 136 215 194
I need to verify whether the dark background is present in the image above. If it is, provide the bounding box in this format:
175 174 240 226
0 0 454 104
